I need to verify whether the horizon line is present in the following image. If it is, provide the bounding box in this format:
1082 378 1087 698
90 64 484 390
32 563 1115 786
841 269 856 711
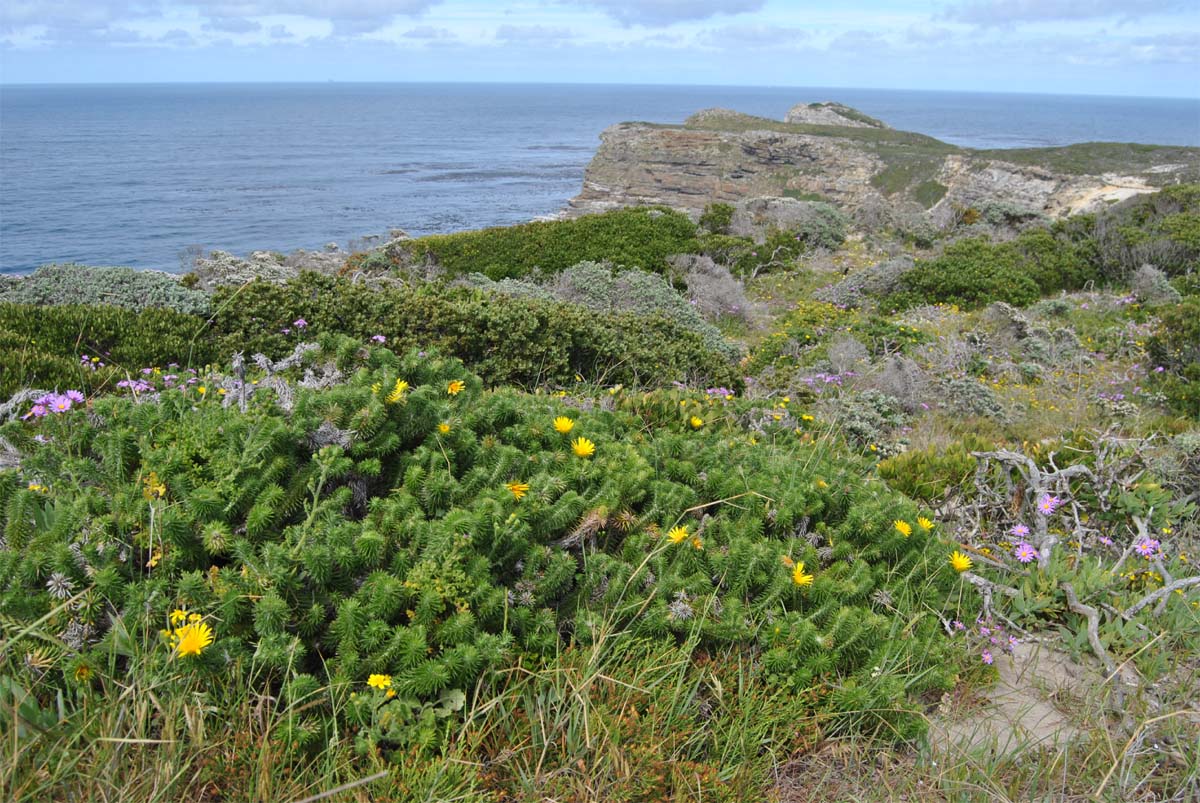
1 79 1197 103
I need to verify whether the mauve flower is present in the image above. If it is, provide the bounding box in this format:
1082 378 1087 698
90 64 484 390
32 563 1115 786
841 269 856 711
51 396 72 413
1010 524 1030 538
66 390 84 403
294 318 307 328
982 650 994 665
1014 542 1037 564
371 335 387 343
1037 494 1062 515
1134 539 1160 558
22 404 48 420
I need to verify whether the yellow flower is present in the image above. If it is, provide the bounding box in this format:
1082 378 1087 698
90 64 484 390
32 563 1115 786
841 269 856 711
917 517 934 532
174 621 214 658
949 551 973 573
371 382 381 395
553 416 575 434
667 525 689 544
691 536 704 550
506 481 530 501
188 612 202 623
367 673 393 690
73 663 93 682
197 385 206 396
689 416 704 429
447 380 465 396
437 422 451 434
571 437 595 458
385 379 410 404
894 520 912 538
386 688 397 698
792 562 814 587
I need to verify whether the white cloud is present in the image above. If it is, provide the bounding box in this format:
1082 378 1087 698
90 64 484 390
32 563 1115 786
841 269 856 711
697 24 809 50
943 0 1193 26
568 0 766 27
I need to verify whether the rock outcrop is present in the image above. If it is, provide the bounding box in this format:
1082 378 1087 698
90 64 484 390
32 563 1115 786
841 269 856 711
565 105 1200 228
784 102 889 129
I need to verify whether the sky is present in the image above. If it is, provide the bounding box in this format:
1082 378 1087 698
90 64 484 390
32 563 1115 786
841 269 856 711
1 1 1197 96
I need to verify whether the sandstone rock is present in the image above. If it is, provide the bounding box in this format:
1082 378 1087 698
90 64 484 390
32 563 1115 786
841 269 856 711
784 102 889 129
565 104 1200 229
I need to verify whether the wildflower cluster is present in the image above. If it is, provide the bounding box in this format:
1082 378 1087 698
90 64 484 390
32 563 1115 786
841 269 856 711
161 610 215 659
22 389 84 419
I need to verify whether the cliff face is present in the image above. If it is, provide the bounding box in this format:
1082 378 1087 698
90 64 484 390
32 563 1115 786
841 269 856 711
565 106 1200 225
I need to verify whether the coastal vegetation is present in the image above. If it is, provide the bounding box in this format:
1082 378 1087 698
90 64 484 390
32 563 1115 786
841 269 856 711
1 183 1198 801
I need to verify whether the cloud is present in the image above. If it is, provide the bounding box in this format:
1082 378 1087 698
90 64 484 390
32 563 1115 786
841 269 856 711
943 0 1193 26
203 17 262 33
494 24 575 44
403 24 454 39
268 24 291 38
1129 31 1200 63
568 0 766 27
697 24 809 50
1 1 159 34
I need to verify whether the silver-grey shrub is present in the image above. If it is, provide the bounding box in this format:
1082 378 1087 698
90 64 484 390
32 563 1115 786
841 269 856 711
475 261 741 361
814 256 914 308
670 254 761 325
1131 264 1182 305
0 264 211 315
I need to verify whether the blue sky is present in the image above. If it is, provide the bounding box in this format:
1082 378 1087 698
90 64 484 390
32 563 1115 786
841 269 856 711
2 1 1197 96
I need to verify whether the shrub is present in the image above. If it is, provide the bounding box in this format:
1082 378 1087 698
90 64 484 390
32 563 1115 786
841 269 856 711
878 435 993 504
889 229 1098 310
386 207 700 280
814 256 914 309
1131 264 1182 305
0 264 211 315
0 303 215 398
672 255 760 325
475 261 740 362
699 202 735 234
0 340 962 755
211 273 739 389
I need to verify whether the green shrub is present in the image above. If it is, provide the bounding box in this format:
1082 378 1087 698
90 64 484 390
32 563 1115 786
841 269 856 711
0 264 211 315
211 273 738 389
699 202 735 234
388 207 700 280
889 229 1098 310
0 303 215 397
0 340 962 752
1147 297 1200 419
878 436 992 504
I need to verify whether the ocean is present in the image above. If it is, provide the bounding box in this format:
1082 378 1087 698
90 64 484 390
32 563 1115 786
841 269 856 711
2 83 1198 275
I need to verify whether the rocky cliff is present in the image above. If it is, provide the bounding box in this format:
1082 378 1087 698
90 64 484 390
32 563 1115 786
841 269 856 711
565 105 1200 227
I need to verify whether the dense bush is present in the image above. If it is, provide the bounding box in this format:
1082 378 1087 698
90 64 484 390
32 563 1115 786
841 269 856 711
211 273 739 389
471 261 740 361
0 303 216 398
0 264 212 315
0 339 962 753
699 202 735 234
385 207 701 280
1080 184 1200 280
889 228 1099 310
1147 297 1200 418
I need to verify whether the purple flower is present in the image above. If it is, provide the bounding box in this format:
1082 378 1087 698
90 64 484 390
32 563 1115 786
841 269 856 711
50 396 72 413
979 626 991 637
1009 524 1030 538
66 390 84 403
22 404 48 420
982 650 994 665
1134 539 1160 558
1099 535 1113 546
371 335 387 344
1014 542 1037 564
952 620 965 631
293 318 308 329
281 328 291 335
1154 366 1165 373
1037 494 1062 515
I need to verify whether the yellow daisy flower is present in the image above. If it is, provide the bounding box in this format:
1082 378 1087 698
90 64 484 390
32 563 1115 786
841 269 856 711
367 673 393 690
792 562 814 587
571 437 595 458
437 422 451 434
506 481 530 501
447 380 465 396
917 517 934 532
949 551 973 573
385 379 410 404
553 416 575 434
689 416 704 429
667 525 689 544
894 520 912 538
174 621 214 658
